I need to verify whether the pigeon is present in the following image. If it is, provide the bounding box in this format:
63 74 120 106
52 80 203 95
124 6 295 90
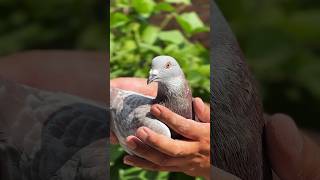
110 55 193 155
211 1 272 180
0 78 109 180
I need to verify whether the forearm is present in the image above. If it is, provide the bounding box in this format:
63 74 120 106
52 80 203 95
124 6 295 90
0 50 107 102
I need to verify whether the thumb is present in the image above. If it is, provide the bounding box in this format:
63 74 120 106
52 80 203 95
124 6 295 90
266 114 320 180
193 97 210 123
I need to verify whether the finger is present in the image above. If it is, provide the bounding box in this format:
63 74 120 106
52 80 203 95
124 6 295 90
126 135 174 166
193 97 210 123
127 135 205 167
151 104 208 139
110 78 157 97
135 127 201 157
123 155 181 172
110 131 118 144
266 114 320 180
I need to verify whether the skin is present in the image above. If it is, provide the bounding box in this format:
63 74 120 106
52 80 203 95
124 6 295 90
112 78 320 180
265 114 320 180
111 78 211 179
0 50 108 102
0 51 319 180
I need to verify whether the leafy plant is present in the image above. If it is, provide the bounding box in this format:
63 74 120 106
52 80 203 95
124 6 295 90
110 0 209 179
110 0 210 101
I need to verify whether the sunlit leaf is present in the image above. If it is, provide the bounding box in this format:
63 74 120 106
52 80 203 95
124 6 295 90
132 0 155 16
142 25 159 44
158 30 185 44
176 12 209 35
154 2 175 12
110 12 129 28
164 0 191 5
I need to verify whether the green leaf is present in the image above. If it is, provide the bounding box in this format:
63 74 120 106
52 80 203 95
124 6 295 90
132 0 155 16
123 40 137 51
113 0 130 8
196 65 210 77
158 30 185 44
110 33 114 55
142 25 159 44
176 12 209 35
285 10 320 44
110 12 129 28
164 0 191 5
110 145 124 163
154 2 175 12
169 172 195 179
139 43 162 54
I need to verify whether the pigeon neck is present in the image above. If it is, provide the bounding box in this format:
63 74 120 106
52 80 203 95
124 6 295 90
155 77 184 101
154 76 193 119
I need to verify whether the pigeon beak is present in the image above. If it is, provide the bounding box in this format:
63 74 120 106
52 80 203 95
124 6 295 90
147 69 159 85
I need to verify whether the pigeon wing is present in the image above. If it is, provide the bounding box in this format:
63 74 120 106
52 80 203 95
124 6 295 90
0 79 108 180
110 87 171 154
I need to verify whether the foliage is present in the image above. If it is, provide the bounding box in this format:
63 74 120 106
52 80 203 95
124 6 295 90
110 0 209 179
0 0 105 55
110 0 210 101
217 0 320 129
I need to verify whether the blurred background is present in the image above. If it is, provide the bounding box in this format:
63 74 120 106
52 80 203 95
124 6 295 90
0 0 105 56
216 0 320 135
2 0 319 179
110 0 209 179
0 1 109 180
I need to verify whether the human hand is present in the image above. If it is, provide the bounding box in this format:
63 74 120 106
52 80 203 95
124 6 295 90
265 114 320 180
110 77 158 97
122 97 211 179
111 77 240 179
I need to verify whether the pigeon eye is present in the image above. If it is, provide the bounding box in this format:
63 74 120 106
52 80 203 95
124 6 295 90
165 62 172 69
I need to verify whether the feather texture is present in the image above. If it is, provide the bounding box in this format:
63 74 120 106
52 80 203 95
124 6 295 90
211 1 272 180
0 79 108 180
110 87 171 154
110 56 194 155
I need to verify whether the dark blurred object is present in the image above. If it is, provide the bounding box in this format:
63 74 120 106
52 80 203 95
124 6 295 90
0 0 109 179
303 129 320 145
0 0 106 55
211 1 272 180
216 0 320 130
0 50 107 102
0 78 108 180
0 50 109 180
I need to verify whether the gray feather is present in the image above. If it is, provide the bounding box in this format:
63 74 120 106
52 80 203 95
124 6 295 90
0 78 108 180
110 87 171 155
110 56 194 155
211 1 272 180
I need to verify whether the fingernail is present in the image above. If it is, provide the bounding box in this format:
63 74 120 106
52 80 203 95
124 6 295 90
126 138 137 150
151 105 161 116
124 156 133 165
136 127 149 142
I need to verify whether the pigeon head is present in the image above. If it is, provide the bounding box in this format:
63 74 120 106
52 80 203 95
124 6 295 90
147 56 184 86
146 55 193 136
